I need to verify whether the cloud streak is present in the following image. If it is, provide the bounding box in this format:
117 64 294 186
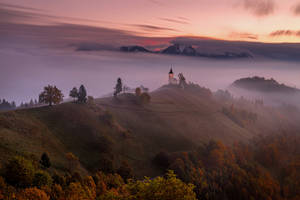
229 32 259 40
132 24 178 32
243 0 275 16
269 30 300 37
159 17 189 24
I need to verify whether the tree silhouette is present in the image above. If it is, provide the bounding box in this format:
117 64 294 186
78 85 87 103
69 87 78 101
39 85 63 106
40 153 51 169
114 78 122 97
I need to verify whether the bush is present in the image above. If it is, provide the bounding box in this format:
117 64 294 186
40 153 51 169
17 187 50 200
52 172 66 187
126 170 197 200
4 156 35 188
33 170 52 188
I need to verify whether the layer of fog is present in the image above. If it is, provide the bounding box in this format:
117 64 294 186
1 43 300 105
229 86 300 108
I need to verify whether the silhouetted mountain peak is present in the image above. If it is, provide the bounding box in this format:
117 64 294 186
161 44 181 54
120 45 150 52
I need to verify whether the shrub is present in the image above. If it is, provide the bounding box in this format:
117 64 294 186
52 172 66 187
33 170 52 188
4 156 35 188
17 187 50 200
40 153 51 169
126 170 197 200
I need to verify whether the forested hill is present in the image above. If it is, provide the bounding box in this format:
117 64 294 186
232 76 300 93
1 84 300 178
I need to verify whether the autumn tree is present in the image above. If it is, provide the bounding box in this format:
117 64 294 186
40 152 51 169
114 78 122 97
125 170 197 200
32 170 52 188
17 187 50 200
39 85 64 106
4 156 35 188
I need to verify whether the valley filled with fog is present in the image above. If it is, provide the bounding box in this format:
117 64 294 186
1 45 300 105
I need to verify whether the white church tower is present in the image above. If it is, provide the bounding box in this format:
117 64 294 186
168 68 178 85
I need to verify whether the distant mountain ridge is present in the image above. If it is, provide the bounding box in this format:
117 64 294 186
120 44 252 59
120 46 150 53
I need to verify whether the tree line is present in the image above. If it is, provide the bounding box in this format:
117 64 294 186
153 132 300 200
0 152 196 200
0 99 16 111
37 77 151 106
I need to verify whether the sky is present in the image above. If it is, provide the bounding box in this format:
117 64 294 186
1 0 300 43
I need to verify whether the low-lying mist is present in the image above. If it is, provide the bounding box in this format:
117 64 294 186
229 86 300 108
1 44 300 105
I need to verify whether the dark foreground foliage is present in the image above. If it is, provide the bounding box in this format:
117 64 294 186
155 133 300 200
0 132 300 200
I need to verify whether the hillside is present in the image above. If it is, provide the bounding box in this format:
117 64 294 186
1 85 300 178
232 76 300 93
230 76 300 107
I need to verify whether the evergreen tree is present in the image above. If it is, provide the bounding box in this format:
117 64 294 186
78 85 87 103
69 87 79 101
114 78 122 96
40 152 51 169
11 101 16 108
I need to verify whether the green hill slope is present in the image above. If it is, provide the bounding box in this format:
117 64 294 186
1 85 299 178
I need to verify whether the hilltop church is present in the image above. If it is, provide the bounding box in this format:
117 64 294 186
168 68 178 85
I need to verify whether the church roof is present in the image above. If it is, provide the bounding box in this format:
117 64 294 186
169 68 173 74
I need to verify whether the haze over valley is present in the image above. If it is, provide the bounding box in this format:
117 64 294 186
1 1 300 200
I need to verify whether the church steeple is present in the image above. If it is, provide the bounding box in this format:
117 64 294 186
168 67 177 85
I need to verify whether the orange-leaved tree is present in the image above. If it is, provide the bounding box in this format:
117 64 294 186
39 85 64 106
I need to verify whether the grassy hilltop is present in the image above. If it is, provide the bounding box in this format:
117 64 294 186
0 84 300 178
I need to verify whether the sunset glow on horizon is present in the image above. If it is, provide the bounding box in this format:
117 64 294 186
1 0 300 43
